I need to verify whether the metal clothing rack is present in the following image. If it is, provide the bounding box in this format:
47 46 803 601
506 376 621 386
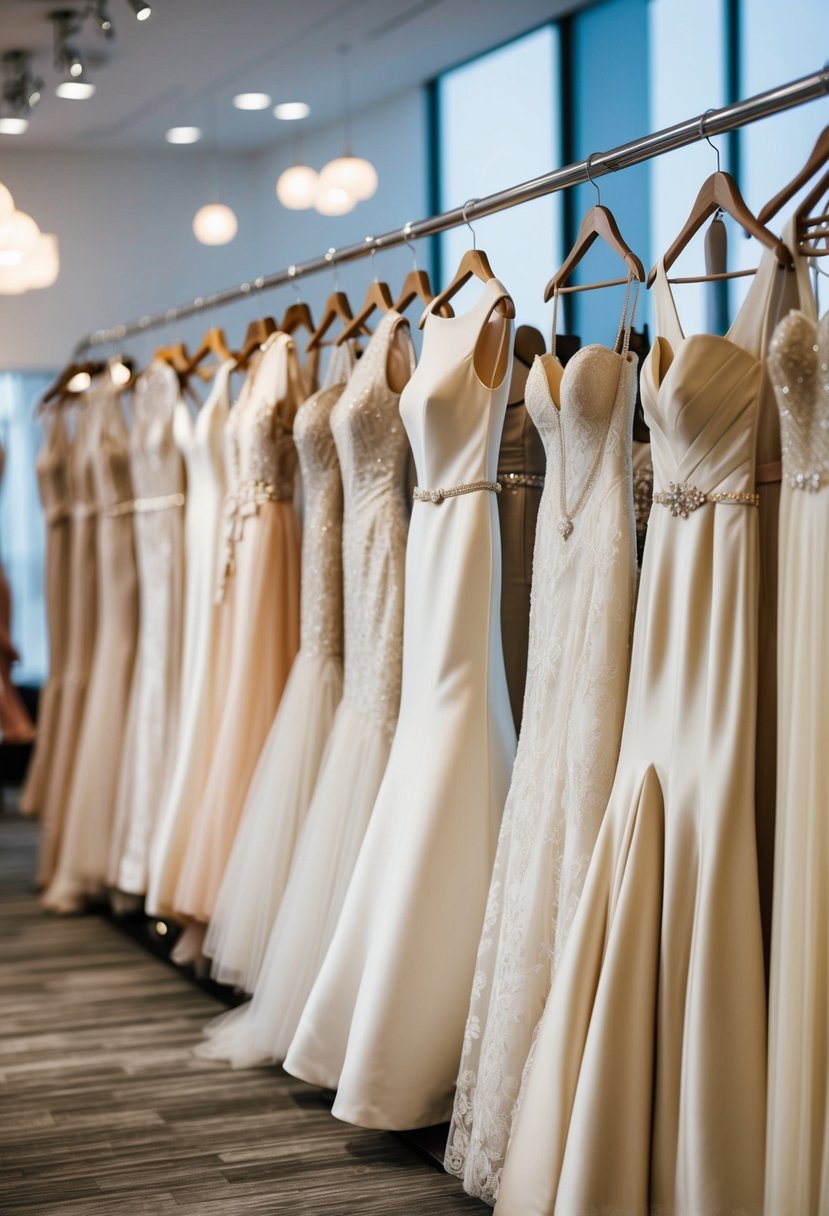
75 65 829 353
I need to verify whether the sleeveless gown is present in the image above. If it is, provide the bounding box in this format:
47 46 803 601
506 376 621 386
43 384 138 912
173 333 302 927
447 298 639 1203
495 251 781 1216
203 347 353 993
197 311 410 1066
20 410 71 813
285 277 517 1131
145 361 233 918
108 360 186 899
764 248 829 1215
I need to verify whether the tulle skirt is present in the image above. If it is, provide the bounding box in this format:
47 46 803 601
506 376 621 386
197 701 393 1066
204 649 343 992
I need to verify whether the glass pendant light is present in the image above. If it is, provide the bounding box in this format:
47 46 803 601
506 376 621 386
314 180 355 217
193 203 238 245
0 182 14 219
319 46 378 206
0 232 60 294
0 209 40 266
276 164 318 210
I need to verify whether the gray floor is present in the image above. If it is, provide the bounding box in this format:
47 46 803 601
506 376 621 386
0 808 487 1215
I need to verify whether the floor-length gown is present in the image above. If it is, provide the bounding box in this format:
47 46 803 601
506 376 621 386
203 347 353 992
495 253 779 1216
37 398 99 889
285 278 516 1131
108 361 186 898
764 261 829 1215
145 361 233 918
173 333 302 926
42 384 138 912
197 311 411 1066
447 295 639 1204
20 411 71 813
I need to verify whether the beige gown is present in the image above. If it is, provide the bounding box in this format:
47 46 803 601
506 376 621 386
496 252 778 1216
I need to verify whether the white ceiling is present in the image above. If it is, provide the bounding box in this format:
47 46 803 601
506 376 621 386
0 0 587 154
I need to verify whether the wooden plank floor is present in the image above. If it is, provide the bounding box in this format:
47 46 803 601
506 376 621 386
0 807 488 1215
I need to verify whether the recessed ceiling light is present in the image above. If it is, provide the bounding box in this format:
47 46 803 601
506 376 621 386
166 126 202 145
56 80 96 99
0 117 29 135
233 92 272 111
274 101 311 121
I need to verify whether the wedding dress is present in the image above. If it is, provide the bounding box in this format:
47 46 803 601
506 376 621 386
285 277 516 1131
495 248 779 1216
43 383 138 912
203 346 353 992
145 361 233 918
108 360 186 898
446 289 639 1203
197 311 411 1065
764 252 829 1215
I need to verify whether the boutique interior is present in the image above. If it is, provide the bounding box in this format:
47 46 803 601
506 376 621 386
1 0 828 1212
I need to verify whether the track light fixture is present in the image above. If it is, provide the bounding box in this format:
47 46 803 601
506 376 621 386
51 9 97 98
127 0 152 20
1 52 45 117
90 1 115 37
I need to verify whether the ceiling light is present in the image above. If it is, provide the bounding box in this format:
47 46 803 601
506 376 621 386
233 92 272 111
166 126 202 145
92 1 114 35
56 79 96 99
274 101 310 121
319 155 378 202
276 164 318 210
28 87 42 107
128 0 152 20
193 203 238 246
68 56 83 78
0 117 29 135
314 180 355 217
0 229 57 294
0 183 14 220
0 209 40 265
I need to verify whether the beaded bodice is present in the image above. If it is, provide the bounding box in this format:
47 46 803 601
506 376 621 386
768 308 829 492
227 333 300 499
36 410 71 524
88 382 132 511
130 361 185 501
294 383 345 658
70 390 102 513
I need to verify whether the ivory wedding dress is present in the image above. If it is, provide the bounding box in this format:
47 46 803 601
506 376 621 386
203 347 352 992
145 361 233 918
198 311 411 1065
764 260 829 1215
446 291 639 1203
495 251 778 1216
285 278 516 1131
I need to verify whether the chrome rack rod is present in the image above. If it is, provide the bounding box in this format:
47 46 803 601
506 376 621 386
76 64 829 352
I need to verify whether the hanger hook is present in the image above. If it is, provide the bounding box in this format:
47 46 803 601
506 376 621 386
288 264 302 302
700 109 721 173
585 152 601 206
403 221 417 269
462 199 479 250
326 246 340 291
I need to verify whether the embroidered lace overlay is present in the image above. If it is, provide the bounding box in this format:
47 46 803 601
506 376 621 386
769 309 829 491
446 343 638 1204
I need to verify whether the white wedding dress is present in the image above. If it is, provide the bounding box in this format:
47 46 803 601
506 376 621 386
446 290 639 1203
202 347 353 992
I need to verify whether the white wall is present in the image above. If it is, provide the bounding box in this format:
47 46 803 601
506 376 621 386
0 85 429 372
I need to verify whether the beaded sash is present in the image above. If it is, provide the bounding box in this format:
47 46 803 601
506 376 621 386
653 482 759 518
413 480 501 505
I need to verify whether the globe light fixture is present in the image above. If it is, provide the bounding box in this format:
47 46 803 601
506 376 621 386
0 209 40 266
318 154 378 202
193 203 238 246
276 164 318 210
314 179 355 217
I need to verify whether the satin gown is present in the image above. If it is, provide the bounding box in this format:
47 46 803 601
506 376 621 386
197 312 411 1066
43 384 138 912
285 279 516 1131
203 346 352 992
447 300 639 1204
495 252 780 1216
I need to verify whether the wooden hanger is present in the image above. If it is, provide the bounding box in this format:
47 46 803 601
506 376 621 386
795 166 829 254
280 299 315 338
758 125 829 225
420 248 516 330
42 359 105 405
394 266 435 313
184 326 237 383
154 341 192 376
545 205 645 299
234 316 278 371
336 277 395 346
513 324 546 368
647 170 791 287
307 291 364 351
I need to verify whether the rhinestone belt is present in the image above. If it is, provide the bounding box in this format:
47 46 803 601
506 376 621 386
413 480 501 505
653 482 759 518
106 491 185 518
216 479 286 601
497 471 545 489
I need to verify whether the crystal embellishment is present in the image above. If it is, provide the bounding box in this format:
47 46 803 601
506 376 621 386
654 481 706 517
789 470 822 492
558 516 573 540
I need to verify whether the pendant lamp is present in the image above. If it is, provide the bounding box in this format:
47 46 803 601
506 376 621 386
193 203 238 246
318 45 378 211
0 208 40 266
276 164 318 210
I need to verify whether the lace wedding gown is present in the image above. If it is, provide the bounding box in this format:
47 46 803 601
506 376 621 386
203 347 353 992
447 293 639 1203
145 361 233 918
765 260 829 1215
495 249 779 1216
285 278 516 1130
197 311 411 1065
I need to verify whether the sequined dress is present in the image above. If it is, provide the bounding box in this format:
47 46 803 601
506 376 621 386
173 332 302 926
197 311 410 1066
203 347 352 992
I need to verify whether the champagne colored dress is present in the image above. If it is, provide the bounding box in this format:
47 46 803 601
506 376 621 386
495 252 780 1216
37 399 99 889
173 333 302 926
203 347 353 992
197 312 411 1066
42 385 138 912
285 279 516 1131
145 361 233 918
20 411 71 812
